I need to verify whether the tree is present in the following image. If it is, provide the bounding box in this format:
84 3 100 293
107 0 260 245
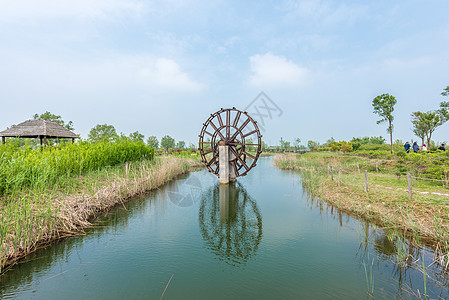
176 140 186 149
293 138 301 149
161 135 175 150
147 136 159 149
322 137 335 147
351 136 385 145
372 93 397 154
411 113 427 145
369 136 386 144
33 111 74 131
279 137 291 151
88 124 118 142
307 140 320 150
442 86 449 97
129 131 144 143
411 102 449 146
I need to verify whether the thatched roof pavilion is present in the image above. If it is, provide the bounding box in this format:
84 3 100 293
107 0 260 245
0 120 79 145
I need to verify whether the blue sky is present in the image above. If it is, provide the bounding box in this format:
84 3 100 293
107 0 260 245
1 0 448 146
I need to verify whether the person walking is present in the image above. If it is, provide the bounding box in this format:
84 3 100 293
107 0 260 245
421 143 427 152
412 142 419 153
404 142 411 153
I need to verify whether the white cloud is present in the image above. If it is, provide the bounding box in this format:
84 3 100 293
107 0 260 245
139 58 204 92
0 0 144 22
248 53 309 88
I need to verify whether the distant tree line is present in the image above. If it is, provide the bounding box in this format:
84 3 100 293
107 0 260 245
5 111 197 151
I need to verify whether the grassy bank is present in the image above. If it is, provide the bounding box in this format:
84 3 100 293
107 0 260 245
274 152 449 252
0 153 202 272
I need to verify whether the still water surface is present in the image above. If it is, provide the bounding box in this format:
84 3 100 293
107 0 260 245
1 157 448 299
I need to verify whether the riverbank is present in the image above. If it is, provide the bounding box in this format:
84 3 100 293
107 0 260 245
0 156 202 272
274 153 449 254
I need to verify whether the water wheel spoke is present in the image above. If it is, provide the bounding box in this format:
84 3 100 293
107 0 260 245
204 130 214 137
226 109 230 139
233 111 241 127
209 121 226 141
228 141 242 146
230 160 239 176
207 155 218 167
242 130 258 138
204 148 213 155
230 118 250 141
216 112 224 127
242 151 256 160
230 147 249 171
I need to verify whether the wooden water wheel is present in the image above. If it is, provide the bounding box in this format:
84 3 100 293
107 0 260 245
198 108 262 177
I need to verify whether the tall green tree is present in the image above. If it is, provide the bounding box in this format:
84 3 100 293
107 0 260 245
188 142 196 150
88 124 118 142
323 137 335 147
33 111 74 131
369 136 386 144
129 131 144 142
351 136 385 145
411 102 449 146
176 141 186 149
161 135 175 150
293 138 301 149
411 115 426 145
147 136 159 149
307 140 319 150
442 86 449 97
372 93 397 154
279 137 291 151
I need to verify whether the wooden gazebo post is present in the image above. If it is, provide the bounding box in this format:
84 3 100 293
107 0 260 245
2 137 5 144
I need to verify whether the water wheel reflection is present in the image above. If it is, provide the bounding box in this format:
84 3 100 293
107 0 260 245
198 182 263 266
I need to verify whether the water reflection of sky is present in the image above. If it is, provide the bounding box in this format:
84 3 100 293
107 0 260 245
0 157 448 299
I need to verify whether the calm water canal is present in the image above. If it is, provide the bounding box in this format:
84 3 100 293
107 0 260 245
1 157 448 299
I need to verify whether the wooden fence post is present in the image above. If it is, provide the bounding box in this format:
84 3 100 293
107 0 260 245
330 166 334 181
364 170 368 192
407 173 413 200
357 162 360 173
376 161 379 172
328 164 330 178
338 165 342 186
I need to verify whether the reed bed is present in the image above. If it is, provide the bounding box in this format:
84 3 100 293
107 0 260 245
0 139 154 196
0 140 201 272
